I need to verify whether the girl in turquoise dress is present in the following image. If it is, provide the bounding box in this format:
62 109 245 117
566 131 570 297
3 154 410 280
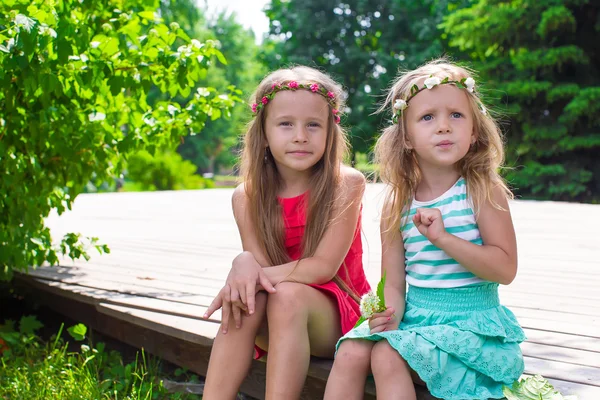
324 59 526 400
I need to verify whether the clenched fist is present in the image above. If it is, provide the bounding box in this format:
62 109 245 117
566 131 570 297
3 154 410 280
413 208 446 244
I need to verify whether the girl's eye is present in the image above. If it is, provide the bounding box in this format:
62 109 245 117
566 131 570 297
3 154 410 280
308 122 321 128
451 112 463 118
422 114 433 121
279 122 292 126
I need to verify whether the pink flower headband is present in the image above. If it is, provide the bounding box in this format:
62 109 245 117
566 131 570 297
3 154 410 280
251 81 341 124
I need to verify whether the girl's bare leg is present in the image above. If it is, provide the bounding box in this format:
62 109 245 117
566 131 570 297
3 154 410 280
324 339 374 400
203 292 268 400
370 340 416 400
264 282 342 400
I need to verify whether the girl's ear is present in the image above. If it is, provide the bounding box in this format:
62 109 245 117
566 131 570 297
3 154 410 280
471 127 478 145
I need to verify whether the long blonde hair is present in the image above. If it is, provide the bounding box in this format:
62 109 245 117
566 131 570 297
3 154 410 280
375 58 512 235
239 66 360 302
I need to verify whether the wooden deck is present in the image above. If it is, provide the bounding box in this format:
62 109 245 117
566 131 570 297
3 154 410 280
17 184 600 399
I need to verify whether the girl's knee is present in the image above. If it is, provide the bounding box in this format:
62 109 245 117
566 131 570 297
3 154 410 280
335 339 373 370
371 341 409 375
266 281 306 318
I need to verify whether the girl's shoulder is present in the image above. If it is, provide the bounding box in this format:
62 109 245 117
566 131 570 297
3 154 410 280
231 182 250 213
340 165 366 199
340 165 366 186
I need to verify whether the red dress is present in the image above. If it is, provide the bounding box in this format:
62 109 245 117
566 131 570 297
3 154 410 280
254 191 371 358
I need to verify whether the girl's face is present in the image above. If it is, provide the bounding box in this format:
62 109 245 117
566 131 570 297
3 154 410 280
404 83 475 171
264 90 329 180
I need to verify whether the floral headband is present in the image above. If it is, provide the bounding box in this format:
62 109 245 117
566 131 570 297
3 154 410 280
391 76 485 124
251 81 341 124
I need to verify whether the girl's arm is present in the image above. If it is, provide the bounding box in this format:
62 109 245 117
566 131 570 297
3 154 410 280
369 200 407 333
218 168 365 317
259 168 366 285
415 186 518 285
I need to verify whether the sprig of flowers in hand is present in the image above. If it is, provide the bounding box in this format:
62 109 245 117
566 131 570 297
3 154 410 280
354 272 387 328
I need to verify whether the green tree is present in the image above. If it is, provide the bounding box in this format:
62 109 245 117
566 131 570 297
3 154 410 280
0 0 238 280
443 0 600 201
264 0 467 157
178 11 267 174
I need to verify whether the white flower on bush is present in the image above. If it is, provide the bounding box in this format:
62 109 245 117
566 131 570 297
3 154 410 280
424 76 441 89
0 38 15 53
464 77 476 93
88 112 106 122
38 25 57 38
15 14 35 33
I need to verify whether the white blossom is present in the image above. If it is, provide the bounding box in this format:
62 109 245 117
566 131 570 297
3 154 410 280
167 105 178 115
88 112 106 122
190 39 202 49
393 99 407 111
359 291 384 319
0 38 15 53
464 77 476 93
38 25 57 38
15 14 35 33
424 76 441 89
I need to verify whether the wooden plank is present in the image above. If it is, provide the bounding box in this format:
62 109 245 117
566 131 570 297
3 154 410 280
28 267 224 301
517 316 600 338
522 328 600 353
524 356 600 387
521 342 600 368
510 307 600 328
25 277 224 323
500 293 600 317
99 303 219 347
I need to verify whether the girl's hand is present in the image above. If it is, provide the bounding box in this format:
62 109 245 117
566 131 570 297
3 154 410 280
368 307 398 334
413 208 446 244
203 284 245 334
226 252 276 326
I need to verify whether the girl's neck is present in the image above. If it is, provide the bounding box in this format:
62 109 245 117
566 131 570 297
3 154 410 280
415 167 461 202
277 170 312 198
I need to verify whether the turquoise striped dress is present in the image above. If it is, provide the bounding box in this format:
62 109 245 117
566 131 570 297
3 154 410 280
337 178 526 399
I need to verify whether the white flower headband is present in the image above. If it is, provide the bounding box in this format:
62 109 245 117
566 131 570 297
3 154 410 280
391 76 485 124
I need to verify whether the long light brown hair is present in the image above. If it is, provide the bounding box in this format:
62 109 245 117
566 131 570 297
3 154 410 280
375 58 512 236
239 66 360 302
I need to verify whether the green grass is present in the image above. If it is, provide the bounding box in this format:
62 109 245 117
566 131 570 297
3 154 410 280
0 317 202 400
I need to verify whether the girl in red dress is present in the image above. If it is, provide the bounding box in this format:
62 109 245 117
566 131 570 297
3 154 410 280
202 66 370 399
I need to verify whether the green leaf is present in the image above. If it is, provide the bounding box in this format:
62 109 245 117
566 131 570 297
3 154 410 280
67 323 87 341
502 375 578 400
353 316 366 329
215 50 227 65
138 11 157 21
376 271 386 310
19 315 44 334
